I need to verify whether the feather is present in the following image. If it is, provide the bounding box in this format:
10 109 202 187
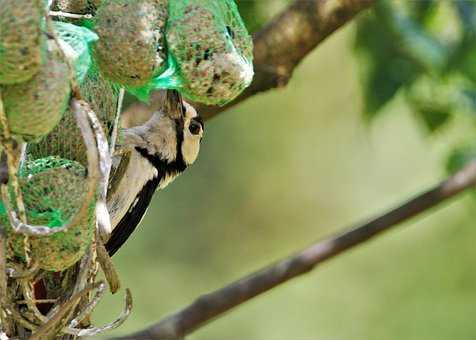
105 175 160 256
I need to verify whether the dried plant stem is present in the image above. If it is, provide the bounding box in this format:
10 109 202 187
9 304 38 331
96 239 121 294
0 226 11 335
68 282 106 328
110 88 125 156
49 11 93 19
19 280 47 325
80 100 113 241
65 289 132 337
0 94 10 335
0 89 30 266
29 282 101 340
6 261 39 279
15 299 57 305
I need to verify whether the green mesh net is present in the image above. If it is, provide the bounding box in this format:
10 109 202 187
128 0 254 105
0 0 43 84
27 67 118 167
54 21 98 83
92 0 168 87
88 0 253 105
1 40 71 142
2 157 95 271
18 156 86 178
27 17 115 163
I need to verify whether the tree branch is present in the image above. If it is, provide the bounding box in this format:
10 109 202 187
115 159 476 340
123 0 375 123
199 0 375 119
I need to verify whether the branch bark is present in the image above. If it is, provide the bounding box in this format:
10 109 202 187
123 0 375 123
200 0 375 119
115 160 476 340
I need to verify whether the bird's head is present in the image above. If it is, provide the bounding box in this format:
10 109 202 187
119 93 204 167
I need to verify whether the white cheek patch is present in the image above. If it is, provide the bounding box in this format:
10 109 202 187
181 104 202 166
181 130 201 165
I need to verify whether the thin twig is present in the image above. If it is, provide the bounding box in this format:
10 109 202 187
96 239 121 294
72 246 94 299
117 159 476 339
49 11 93 19
68 282 106 328
15 299 57 305
0 93 26 212
0 89 31 265
29 282 101 340
8 304 38 331
110 88 125 155
19 280 47 325
6 261 40 279
0 224 10 334
86 102 113 241
65 288 132 337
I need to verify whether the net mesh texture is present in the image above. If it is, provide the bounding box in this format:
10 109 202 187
2 157 95 271
0 0 43 84
1 0 253 272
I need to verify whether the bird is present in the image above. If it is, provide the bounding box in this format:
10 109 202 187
105 91 204 256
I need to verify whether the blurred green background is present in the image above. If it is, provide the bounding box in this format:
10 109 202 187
95 1 476 339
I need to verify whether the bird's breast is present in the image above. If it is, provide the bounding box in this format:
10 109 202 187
108 151 159 229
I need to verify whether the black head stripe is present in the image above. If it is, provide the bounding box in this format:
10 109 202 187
174 118 185 167
135 118 187 174
135 146 187 175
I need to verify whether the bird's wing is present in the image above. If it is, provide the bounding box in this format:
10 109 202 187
105 176 160 256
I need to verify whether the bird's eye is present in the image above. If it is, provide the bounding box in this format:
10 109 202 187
189 120 201 135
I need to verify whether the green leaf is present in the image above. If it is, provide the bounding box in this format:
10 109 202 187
411 0 437 21
355 12 421 119
375 0 449 72
414 106 451 132
362 58 420 119
405 75 476 133
451 43 476 84
235 0 266 33
446 145 476 174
